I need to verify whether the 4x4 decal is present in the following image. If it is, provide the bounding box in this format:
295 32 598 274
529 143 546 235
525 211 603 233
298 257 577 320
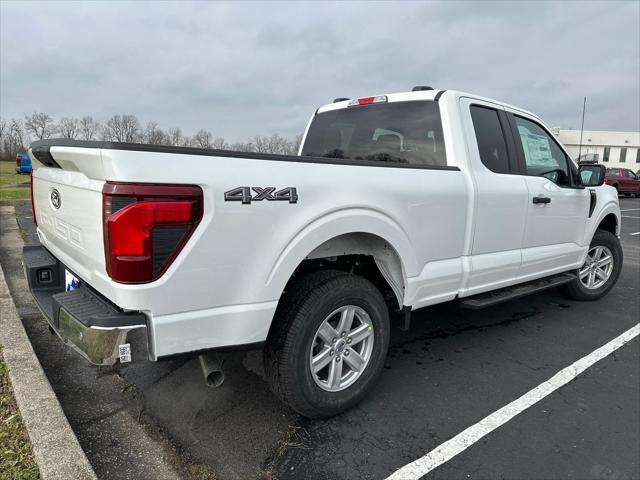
224 187 298 204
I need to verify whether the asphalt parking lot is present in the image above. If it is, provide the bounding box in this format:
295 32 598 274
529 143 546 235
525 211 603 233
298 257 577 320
1 197 638 480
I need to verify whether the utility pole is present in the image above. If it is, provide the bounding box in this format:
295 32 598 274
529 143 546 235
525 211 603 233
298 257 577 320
578 97 586 162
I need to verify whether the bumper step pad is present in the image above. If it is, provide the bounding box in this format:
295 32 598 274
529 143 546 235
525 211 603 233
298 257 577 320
22 245 148 365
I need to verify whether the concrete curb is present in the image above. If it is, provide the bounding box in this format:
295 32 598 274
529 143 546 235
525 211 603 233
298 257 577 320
0 259 97 479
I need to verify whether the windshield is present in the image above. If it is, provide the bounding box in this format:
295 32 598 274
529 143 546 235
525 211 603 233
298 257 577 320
301 101 447 166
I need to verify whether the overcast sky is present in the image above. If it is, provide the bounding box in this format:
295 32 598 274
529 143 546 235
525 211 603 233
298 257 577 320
1 1 638 142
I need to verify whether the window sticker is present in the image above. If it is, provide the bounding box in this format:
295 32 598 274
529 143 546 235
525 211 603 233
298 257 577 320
518 125 557 168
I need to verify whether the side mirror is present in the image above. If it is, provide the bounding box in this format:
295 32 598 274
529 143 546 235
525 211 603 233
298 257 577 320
579 164 606 187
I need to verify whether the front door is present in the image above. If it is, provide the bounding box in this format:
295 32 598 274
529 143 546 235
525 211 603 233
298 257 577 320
507 113 590 278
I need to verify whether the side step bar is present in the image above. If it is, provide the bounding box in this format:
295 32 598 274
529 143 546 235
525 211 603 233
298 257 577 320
459 272 576 310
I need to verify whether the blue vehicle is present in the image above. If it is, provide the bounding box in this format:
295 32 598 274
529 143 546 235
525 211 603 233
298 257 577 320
15 153 32 174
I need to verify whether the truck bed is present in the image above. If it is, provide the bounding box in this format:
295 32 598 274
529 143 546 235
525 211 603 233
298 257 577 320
28 138 467 357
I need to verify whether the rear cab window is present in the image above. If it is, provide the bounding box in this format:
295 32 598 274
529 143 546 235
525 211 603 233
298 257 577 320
301 101 447 166
469 105 511 174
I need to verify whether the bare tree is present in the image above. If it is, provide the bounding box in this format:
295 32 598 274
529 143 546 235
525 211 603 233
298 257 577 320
193 129 213 149
212 136 227 150
79 116 101 140
291 133 304 155
24 112 55 140
0 118 6 160
144 121 166 145
104 114 141 143
229 141 254 153
0 118 6 158
58 117 80 139
168 127 183 146
5 110 302 159
1 118 28 160
9 119 28 150
252 135 269 153
251 133 295 155
271 133 291 154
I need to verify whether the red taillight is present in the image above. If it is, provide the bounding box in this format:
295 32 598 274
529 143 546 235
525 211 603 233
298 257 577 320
16 155 21 167
102 182 203 284
30 173 37 226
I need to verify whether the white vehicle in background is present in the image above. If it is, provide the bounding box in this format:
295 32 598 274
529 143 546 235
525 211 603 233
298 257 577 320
23 86 622 418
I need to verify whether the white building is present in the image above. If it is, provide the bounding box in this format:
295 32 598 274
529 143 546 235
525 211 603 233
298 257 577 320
552 128 640 170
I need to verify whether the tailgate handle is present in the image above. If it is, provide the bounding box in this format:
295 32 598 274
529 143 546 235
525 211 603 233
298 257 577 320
532 196 551 204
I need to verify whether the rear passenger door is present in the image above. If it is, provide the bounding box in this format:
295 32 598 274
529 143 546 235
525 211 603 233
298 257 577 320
459 98 529 295
506 112 590 278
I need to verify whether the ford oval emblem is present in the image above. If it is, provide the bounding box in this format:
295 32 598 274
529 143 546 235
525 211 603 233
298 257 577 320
50 188 61 209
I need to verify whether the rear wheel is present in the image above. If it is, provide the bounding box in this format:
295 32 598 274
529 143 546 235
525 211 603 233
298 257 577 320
562 229 622 301
264 271 390 418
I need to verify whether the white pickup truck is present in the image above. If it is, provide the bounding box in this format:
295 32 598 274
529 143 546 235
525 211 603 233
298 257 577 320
24 87 622 418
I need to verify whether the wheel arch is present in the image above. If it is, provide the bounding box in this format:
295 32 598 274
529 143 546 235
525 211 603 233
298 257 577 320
265 209 415 309
301 232 407 309
597 212 618 236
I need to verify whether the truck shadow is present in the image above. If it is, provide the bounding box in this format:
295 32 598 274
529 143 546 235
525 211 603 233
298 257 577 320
118 289 570 480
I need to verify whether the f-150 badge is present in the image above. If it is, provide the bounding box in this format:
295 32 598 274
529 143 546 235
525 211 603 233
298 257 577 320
224 187 298 205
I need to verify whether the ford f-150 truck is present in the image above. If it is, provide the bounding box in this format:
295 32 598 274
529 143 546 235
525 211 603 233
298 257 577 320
23 87 622 418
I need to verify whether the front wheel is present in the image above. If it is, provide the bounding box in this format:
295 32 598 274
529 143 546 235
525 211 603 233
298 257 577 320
562 229 623 301
264 271 390 418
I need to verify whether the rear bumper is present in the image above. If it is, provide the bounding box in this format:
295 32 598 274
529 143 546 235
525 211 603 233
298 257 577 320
22 245 150 366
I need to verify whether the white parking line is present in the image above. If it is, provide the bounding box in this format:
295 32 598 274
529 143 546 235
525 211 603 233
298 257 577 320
630 232 640 236
621 208 640 211
622 215 640 219
386 323 640 480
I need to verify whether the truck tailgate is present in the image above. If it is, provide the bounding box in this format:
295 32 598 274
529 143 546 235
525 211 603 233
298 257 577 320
32 160 106 284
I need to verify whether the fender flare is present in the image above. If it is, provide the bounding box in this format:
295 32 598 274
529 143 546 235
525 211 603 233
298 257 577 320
264 207 415 300
589 202 620 240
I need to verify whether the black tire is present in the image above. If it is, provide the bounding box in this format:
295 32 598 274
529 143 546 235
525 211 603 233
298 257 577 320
562 229 623 301
264 270 390 418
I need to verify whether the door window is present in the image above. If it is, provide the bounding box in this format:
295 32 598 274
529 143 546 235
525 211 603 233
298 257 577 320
626 170 637 179
513 116 571 186
470 105 510 174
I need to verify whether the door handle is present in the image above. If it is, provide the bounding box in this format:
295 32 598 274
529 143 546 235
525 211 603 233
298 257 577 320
532 196 551 204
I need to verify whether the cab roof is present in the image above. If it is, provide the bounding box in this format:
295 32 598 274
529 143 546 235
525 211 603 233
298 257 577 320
317 88 540 123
